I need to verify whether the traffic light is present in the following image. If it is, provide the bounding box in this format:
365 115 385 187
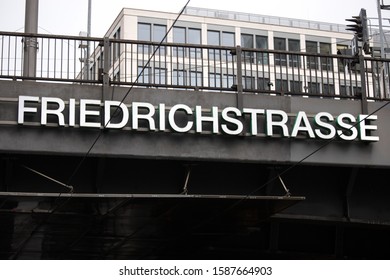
346 8 370 54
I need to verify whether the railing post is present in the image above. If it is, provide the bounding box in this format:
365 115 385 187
234 45 243 111
359 51 368 114
23 0 39 79
102 37 111 95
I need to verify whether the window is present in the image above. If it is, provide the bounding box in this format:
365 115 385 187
320 42 332 71
274 37 287 66
223 74 235 88
306 41 318 69
242 76 255 90
208 30 220 46
138 23 167 54
323 83 335 95
190 71 202 87
173 27 185 57
209 72 221 88
288 39 300 67
242 34 254 63
257 77 271 91
276 79 288 92
308 82 320 94
138 23 151 41
138 23 151 54
138 66 151 84
256 35 268 64
208 30 221 60
290 80 302 93
154 68 167 85
154 25 166 55
188 28 201 58
173 69 186 86
112 28 121 62
337 44 348 72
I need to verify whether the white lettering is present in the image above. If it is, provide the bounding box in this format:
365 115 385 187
168 104 193 133
41 97 65 126
18 95 39 124
104 101 129 129
221 107 243 135
132 102 156 131
337 113 358 141
359 114 379 142
314 112 336 139
69 98 76 127
80 99 101 128
195 106 219 134
266 109 289 137
291 111 315 138
243 108 265 135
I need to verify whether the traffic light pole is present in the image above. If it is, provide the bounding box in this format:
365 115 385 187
358 50 368 114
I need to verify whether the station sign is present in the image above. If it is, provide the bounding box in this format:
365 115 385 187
17 95 379 142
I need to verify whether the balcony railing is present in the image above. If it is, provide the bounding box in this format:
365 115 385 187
1 31 390 101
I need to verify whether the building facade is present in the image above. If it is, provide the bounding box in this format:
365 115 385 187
94 7 382 98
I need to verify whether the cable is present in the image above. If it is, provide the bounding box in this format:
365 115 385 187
66 0 191 186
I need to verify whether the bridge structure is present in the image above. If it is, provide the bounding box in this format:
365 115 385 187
0 32 390 259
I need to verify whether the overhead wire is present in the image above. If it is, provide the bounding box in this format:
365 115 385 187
66 0 191 186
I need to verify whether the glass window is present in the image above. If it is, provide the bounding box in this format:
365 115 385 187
173 27 186 57
306 41 318 69
274 37 287 66
223 74 235 89
112 28 121 62
308 82 320 94
173 69 186 86
288 39 300 68
138 23 151 41
276 79 288 92
323 83 335 95
222 32 235 46
190 71 202 87
320 42 332 71
153 25 166 55
209 73 221 88
256 36 268 49
256 35 268 64
290 80 302 93
241 34 253 48
138 66 151 84
154 68 166 85
188 28 201 44
306 41 317 53
189 28 201 58
153 25 166 42
241 34 253 63
257 77 271 91
207 30 220 46
173 27 186 43
208 30 220 60
242 76 255 90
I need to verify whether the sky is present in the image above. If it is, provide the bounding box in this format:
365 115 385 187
0 0 386 37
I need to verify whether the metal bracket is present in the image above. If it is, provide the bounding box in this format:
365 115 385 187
22 165 73 192
278 175 291 197
182 166 191 195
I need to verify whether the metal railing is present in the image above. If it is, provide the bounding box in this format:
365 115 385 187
1 31 390 101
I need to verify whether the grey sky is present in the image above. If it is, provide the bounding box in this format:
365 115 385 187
0 0 386 37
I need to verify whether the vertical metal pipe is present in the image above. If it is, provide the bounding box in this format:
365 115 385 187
23 0 39 78
87 0 92 80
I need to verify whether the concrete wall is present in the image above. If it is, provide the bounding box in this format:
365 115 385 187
1 80 389 167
